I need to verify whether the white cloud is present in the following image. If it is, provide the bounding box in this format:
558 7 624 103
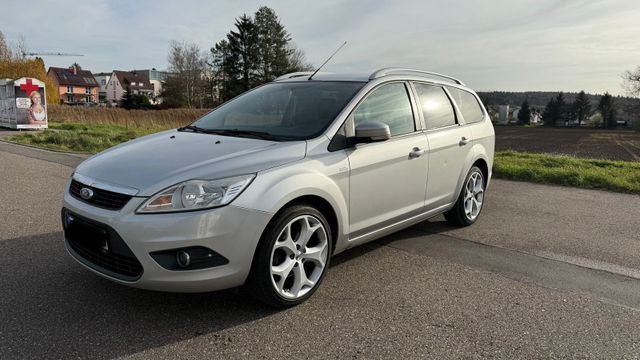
2 0 639 94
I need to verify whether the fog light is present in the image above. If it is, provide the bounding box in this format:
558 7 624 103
150 246 229 271
176 250 191 268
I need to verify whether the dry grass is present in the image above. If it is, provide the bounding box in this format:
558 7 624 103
47 105 209 130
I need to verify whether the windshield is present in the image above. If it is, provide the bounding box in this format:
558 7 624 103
191 81 365 140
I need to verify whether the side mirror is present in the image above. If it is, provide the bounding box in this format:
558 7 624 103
353 122 391 143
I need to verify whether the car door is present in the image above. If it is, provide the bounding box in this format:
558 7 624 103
347 82 429 237
412 82 472 209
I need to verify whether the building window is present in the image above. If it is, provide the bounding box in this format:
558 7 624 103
67 85 73 93
67 95 73 103
101 79 106 85
85 88 92 95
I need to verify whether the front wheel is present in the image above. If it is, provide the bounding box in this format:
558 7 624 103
244 204 332 308
444 166 486 226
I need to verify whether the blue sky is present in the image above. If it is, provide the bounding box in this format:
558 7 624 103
3 0 639 95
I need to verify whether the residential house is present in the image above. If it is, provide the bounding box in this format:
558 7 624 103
132 68 169 104
93 72 111 104
106 70 154 106
47 64 99 105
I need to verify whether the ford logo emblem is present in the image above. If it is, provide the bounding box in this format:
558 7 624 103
80 187 94 200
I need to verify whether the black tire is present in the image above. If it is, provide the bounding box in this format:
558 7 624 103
244 204 333 308
444 166 485 227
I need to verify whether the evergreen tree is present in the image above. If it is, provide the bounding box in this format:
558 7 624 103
119 87 134 109
227 14 260 93
160 74 188 108
210 7 312 102
572 90 591 126
211 39 242 102
255 6 291 83
555 92 568 124
119 87 151 109
517 99 531 125
597 92 617 129
542 97 558 126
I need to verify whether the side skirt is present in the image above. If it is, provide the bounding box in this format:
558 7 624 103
345 203 452 249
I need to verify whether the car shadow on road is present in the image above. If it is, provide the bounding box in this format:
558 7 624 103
0 231 279 359
0 220 456 359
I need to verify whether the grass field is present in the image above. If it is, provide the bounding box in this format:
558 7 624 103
5 122 157 153
494 151 640 194
5 123 640 194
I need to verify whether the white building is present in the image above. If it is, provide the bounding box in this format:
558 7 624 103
131 69 169 104
106 70 154 106
93 72 111 104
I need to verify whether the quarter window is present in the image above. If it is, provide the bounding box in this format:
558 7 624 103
414 83 456 130
352 83 415 136
446 87 485 124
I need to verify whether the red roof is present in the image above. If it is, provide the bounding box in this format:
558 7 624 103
48 65 99 87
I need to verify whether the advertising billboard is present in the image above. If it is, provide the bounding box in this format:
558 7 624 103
0 77 48 130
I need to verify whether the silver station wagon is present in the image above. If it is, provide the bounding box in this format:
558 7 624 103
62 68 495 307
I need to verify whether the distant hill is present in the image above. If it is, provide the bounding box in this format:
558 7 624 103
477 91 640 121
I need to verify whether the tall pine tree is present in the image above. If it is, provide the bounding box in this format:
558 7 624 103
572 90 591 126
255 6 291 83
210 7 312 102
542 97 557 126
517 99 531 125
227 14 260 93
597 92 616 129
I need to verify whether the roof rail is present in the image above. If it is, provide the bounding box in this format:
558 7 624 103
368 68 465 85
274 72 315 81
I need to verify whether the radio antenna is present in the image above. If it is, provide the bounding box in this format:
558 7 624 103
308 41 347 80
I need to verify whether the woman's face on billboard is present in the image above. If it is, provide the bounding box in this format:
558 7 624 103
31 93 41 106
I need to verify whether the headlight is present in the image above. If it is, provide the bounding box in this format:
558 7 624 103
137 174 255 213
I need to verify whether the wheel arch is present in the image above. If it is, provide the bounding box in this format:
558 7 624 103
472 157 489 185
274 195 339 255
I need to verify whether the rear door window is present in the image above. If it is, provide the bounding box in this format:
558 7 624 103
414 83 456 130
446 87 485 124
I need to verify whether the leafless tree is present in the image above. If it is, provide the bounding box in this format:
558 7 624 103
622 66 640 97
12 34 27 60
287 44 314 72
0 31 12 61
167 40 208 108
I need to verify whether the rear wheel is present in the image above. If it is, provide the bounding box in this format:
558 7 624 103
444 166 485 226
245 204 332 308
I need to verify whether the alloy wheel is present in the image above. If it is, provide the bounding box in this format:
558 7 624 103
269 215 329 300
464 171 484 221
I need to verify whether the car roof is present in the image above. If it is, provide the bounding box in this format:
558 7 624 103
273 68 466 87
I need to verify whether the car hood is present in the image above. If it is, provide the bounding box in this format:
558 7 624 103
74 130 307 197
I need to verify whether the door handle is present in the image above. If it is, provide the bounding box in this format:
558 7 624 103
459 137 469 146
409 147 425 158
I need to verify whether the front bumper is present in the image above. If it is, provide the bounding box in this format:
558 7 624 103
62 184 273 293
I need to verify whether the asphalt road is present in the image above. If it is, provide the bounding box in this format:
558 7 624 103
1 142 640 359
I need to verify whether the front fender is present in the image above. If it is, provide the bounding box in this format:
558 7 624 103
233 157 350 253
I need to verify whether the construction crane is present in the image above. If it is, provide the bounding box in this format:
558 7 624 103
23 52 84 57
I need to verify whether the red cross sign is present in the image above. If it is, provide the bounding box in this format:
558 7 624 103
19 79 40 95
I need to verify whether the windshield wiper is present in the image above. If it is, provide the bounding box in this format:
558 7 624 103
178 126 280 141
202 129 280 141
177 125 209 133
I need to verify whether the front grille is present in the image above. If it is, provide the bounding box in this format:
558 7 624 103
63 209 143 281
70 179 132 210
